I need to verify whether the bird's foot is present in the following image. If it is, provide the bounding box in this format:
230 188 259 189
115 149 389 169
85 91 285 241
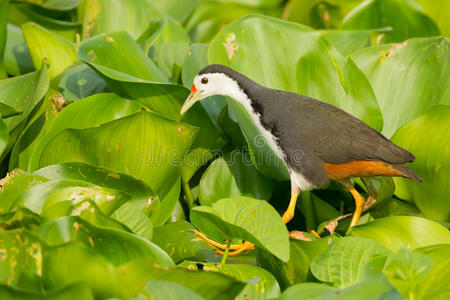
194 231 254 255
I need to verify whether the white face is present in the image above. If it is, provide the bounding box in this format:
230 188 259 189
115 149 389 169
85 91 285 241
193 72 240 99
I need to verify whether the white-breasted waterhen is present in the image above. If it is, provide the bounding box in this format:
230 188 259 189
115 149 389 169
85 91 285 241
180 64 421 256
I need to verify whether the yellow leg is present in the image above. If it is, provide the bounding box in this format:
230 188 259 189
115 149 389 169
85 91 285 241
214 241 254 256
194 231 246 250
337 179 366 228
281 177 301 224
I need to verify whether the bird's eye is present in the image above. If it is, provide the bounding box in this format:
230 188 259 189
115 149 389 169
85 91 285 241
201 77 208 84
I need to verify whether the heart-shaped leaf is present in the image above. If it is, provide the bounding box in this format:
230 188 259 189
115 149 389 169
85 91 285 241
342 0 440 43
348 216 450 252
390 105 450 222
310 237 392 287
198 152 274 206
191 197 289 261
4 24 34 76
351 37 449 137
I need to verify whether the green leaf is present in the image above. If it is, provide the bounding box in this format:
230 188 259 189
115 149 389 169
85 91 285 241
149 177 181 227
7 2 79 41
191 197 290 261
38 111 197 201
0 229 43 287
415 244 450 300
146 280 205 300
0 0 9 78
198 152 274 206
0 63 48 141
342 0 440 43
118 259 245 300
34 162 155 203
414 0 450 37
56 63 109 102
348 216 450 252
152 221 224 263
36 216 174 266
80 0 162 39
78 31 227 181
180 262 280 300
14 0 80 11
310 237 392 287
26 93 143 172
320 28 391 56
0 117 9 157
383 248 433 299
351 37 449 137
42 242 118 298
280 274 401 299
0 282 95 300
390 106 450 222
208 15 382 179
152 0 201 23
22 22 77 79
0 169 49 213
4 24 34 76
110 202 153 241
149 41 190 82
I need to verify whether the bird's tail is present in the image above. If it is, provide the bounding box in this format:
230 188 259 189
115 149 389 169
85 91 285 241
392 164 422 182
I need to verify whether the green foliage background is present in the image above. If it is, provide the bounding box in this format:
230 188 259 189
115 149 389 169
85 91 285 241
0 0 449 299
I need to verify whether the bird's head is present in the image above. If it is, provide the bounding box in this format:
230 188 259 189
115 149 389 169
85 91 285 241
180 64 243 115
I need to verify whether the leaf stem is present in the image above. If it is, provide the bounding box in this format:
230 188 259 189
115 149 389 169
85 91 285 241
220 240 232 266
181 177 194 210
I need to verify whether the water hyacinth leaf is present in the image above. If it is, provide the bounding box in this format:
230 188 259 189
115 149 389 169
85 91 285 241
310 237 392 287
320 27 391 56
342 0 440 43
110 202 153 241
80 0 162 39
14 0 80 11
279 274 401 300
22 22 77 79
38 111 197 201
352 37 449 137
149 41 190 81
182 262 280 300
191 197 290 261
198 152 274 206
0 118 9 157
146 280 204 300
414 0 450 36
152 221 221 264
0 63 48 133
0 282 95 300
0 169 49 213
185 2 281 43
208 15 381 179
0 229 43 287
36 216 174 267
415 244 450 300
383 248 433 299
0 0 9 78
42 242 118 298
149 177 180 227
348 216 450 252
256 237 333 289
27 93 143 172
4 24 34 76
7 2 79 41
117 259 245 300
56 63 109 102
34 163 155 203
152 0 201 23
79 31 227 181
390 106 450 222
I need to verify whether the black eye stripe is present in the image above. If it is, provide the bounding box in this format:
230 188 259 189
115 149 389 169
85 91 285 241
201 78 208 84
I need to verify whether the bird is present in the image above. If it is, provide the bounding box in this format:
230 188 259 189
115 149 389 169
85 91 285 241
180 64 421 256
